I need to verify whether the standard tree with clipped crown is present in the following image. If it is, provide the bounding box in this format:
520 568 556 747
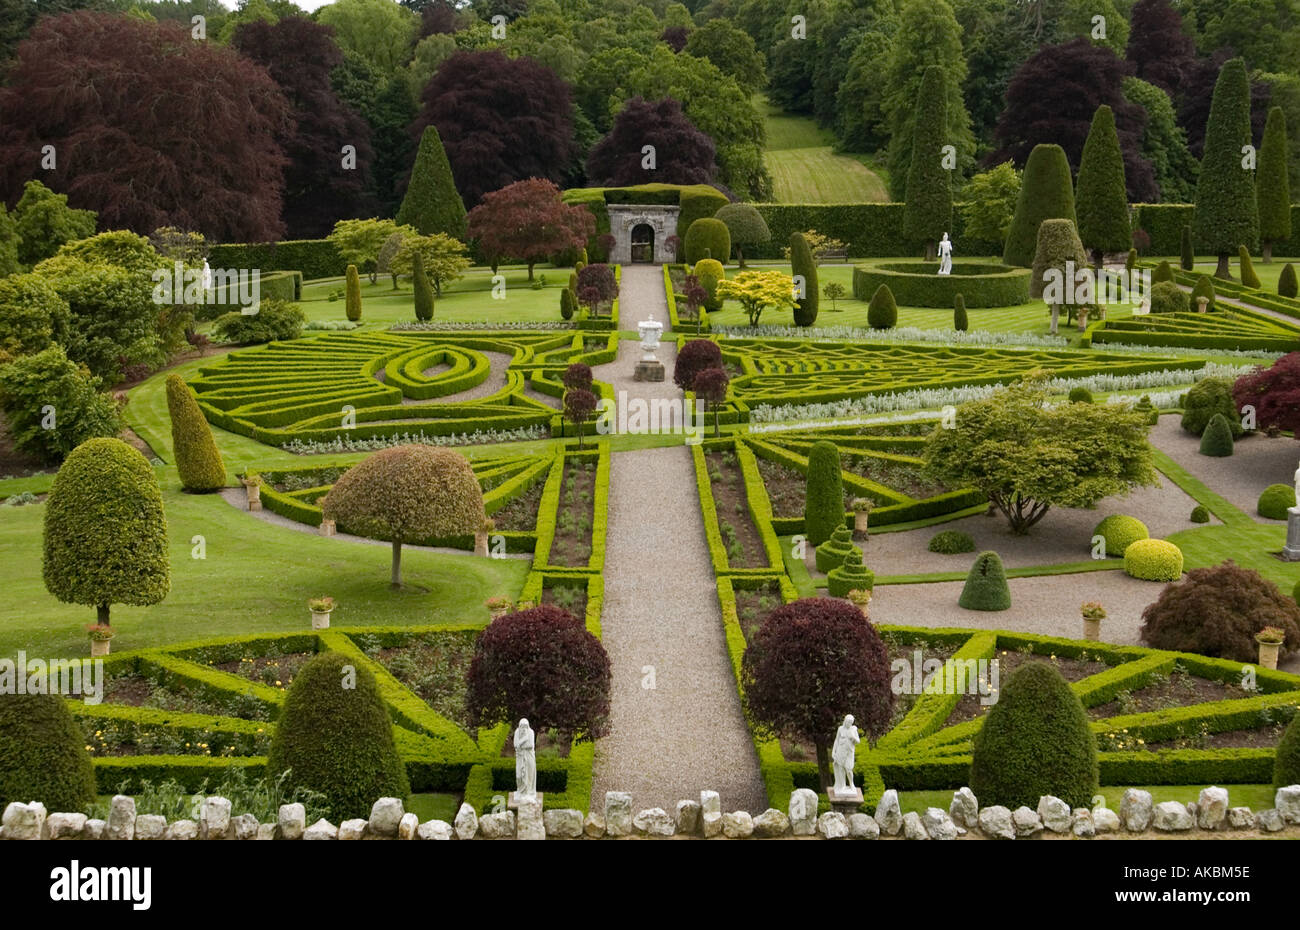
867 284 897 329
1257 106 1291 263
815 524 856 573
165 374 226 492
958 550 1011 610
0 693 97 814
1002 144 1077 267
714 203 770 268
1239 245 1261 288
902 65 952 262
266 652 410 823
43 437 170 627
412 251 433 321
954 293 967 331
345 264 362 321
789 231 818 327
396 124 467 240
1075 105 1132 267
1194 58 1259 279
1281 264 1299 298
804 440 844 547
970 662 1099 809
827 546 874 597
1199 412 1235 456
1180 225 1195 270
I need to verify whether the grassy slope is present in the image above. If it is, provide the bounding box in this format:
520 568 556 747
761 96 888 204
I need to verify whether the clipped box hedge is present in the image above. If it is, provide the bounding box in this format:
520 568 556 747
851 261 1031 308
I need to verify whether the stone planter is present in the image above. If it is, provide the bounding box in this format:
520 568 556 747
1257 639 1282 670
243 482 262 512
311 610 332 631
90 639 111 657
319 519 336 537
854 511 871 536
1083 618 1102 641
1197 296 1209 313
489 607 510 621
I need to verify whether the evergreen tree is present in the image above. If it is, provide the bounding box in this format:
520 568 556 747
345 264 362 321
1194 58 1260 279
165 374 226 493
954 293 968 331
804 441 844 547
396 124 467 239
1075 105 1132 267
902 66 953 261
789 231 818 327
1258 106 1292 263
1180 225 1195 270
412 251 433 321
1003 144 1077 267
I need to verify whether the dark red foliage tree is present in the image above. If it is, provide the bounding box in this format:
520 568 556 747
692 366 730 437
585 97 717 188
412 50 577 207
465 605 612 740
681 273 708 318
0 13 290 241
1140 561 1300 663
661 25 689 52
1125 0 1197 97
233 18 374 238
673 339 723 391
575 262 618 318
562 362 592 391
563 387 599 449
741 597 894 791
1233 353 1300 433
1176 48 1272 159
466 178 595 281
988 38 1157 202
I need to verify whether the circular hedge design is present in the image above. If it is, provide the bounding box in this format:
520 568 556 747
852 261 1031 308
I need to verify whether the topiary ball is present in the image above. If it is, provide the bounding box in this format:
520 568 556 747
1259 484 1296 520
958 551 1011 611
928 530 975 554
867 284 898 330
1198 412 1235 456
684 218 731 267
693 258 724 282
1190 505 1210 523
0 693 97 814
1068 386 1093 404
1276 713 1300 791
970 662 1099 810
1123 538 1184 581
1149 280 1188 314
266 651 410 823
1092 514 1149 558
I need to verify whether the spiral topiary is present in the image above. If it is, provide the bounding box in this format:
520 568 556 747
1092 514 1149 558
958 551 1011 610
827 546 874 597
1258 483 1296 520
815 524 856 573
1123 538 1183 581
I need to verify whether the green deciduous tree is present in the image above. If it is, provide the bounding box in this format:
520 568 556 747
959 162 1021 248
1194 58 1260 279
1257 106 1292 263
1122 77 1199 203
0 273 69 359
11 180 96 268
716 270 796 326
902 66 953 261
0 345 121 464
389 232 469 296
315 0 418 77
328 218 410 284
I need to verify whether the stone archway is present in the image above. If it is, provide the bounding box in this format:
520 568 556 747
605 204 681 265
630 223 655 263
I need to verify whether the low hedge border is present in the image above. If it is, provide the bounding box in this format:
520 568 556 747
851 261 1031 308
663 264 710 333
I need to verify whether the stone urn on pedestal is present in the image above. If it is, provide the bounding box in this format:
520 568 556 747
634 320 664 382
241 474 262 511
308 597 335 630
1081 601 1106 642
1256 627 1285 671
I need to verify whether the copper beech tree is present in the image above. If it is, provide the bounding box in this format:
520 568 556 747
466 178 595 281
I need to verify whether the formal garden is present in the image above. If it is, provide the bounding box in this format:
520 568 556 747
3 0 1300 853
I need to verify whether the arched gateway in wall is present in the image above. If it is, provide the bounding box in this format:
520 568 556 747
606 204 680 265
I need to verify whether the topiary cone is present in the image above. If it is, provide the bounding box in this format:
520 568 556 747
867 284 897 330
1199 412 1235 457
165 373 226 492
827 546 874 597
1239 245 1261 288
1280 263 1298 299
958 550 1011 611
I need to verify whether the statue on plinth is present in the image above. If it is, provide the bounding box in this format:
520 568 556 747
830 713 860 794
937 233 953 275
514 718 537 799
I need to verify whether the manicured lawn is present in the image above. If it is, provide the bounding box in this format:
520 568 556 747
1181 257 1296 293
760 96 887 204
0 483 529 659
405 792 463 823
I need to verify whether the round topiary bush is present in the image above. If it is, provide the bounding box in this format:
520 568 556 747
1280 263 1298 299
1181 377 1241 437
166 373 226 492
0 693 97 814
970 662 1099 810
1068 386 1093 404
1274 713 1300 791
1149 280 1189 313
867 284 897 329
1092 514 1149 558
1151 259 1174 283
684 218 731 267
827 546 874 597
693 258 724 282
1190 504 1210 523
1140 561 1300 662
815 524 855 573
1199 412 1235 456
1123 538 1184 581
673 339 722 392
958 551 1011 610
928 530 975 554
1259 483 1296 520
804 440 844 547
266 651 410 824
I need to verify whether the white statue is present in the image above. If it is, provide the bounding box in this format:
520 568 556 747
514 718 537 799
937 233 953 275
1293 460 1300 510
830 714 860 794
202 259 213 294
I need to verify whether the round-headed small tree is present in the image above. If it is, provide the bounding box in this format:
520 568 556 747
692 366 730 437
674 339 723 392
43 437 169 628
1031 218 1091 332
562 362 592 392
714 203 770 268
465 605 612 741
0 693 97 814
165 373 226 492
266 652 410 824
741 596 894 791
564 387 598 449
804 440 844 547
1003 144 1077 268
576 263 618 319
321 446 484 588
1140 561 1300 662
970 662 1099 809
789 231 818 326
1233 352 1300 432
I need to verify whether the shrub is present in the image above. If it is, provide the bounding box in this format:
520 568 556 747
466 605 612 741
1125 248 1137 272
958 551 1011 610
212 299 305 345
345 264 361 321
321 445 485 587
804 440 844 547
815 525 855 573
970 662 1098 810
1190 505 1210 523
1149 280 1188 313
1140 561 1300 662
673 339 722 392
1093 514 1149 557
1068 386 1093 403
715 203 770 267
1152 260 1174 283
693 258 725 281
412 252 434 321
0 273 69 359
1191 273 1216 312
1239 245 1261 288
266 652 409 824
928 530 975 554
1258 483 1296 520
827 546 874 597
684 218 731 266
0 693 97 814
954 293 968 332
43 437 169 626
165 374 226 492
788 231 818 326
1180 376 1241 436
560 287 576 320
1198 412 1235 456
1123 538 1183 581
1276 714 1300 791
0 345 122 465
1180 225 1195 270
1002 144 1076 267
1281 264 1299 298
741 597 894 788
867 284 897 329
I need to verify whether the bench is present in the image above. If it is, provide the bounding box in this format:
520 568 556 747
817 248 849 263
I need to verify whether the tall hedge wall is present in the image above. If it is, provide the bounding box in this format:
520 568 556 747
208 240 345 281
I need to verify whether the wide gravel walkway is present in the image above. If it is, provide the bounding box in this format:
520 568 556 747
590 264 767 814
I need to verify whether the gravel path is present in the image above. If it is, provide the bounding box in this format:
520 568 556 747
590 264 767 814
